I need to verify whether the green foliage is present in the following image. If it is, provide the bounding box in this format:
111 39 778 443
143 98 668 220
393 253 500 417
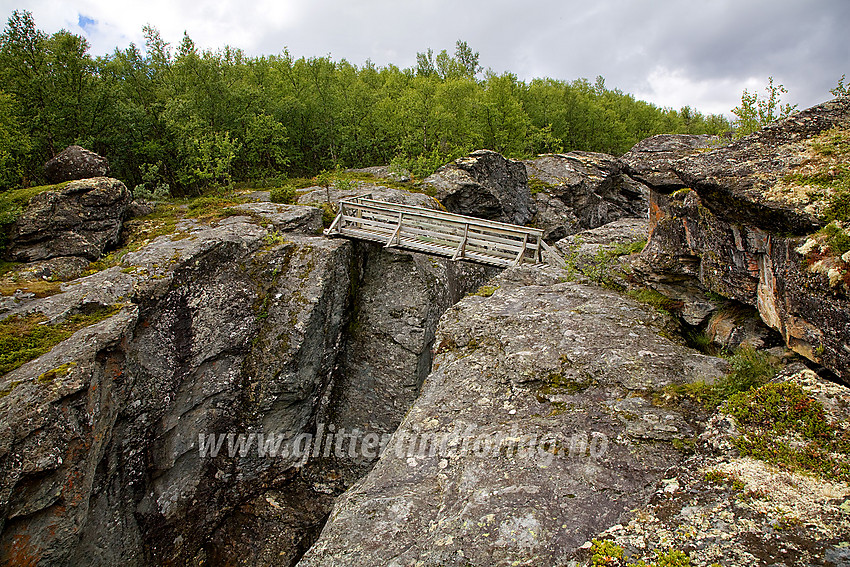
269 185 297 204
589 539 625 566
0 12 731 194
528 177 555 195
562 238 644 288
726 382 850 481
263 231 287 247
659 346 779 411
831 74 849 98
702 469 746 491
470 285 498 297
390 148 461 180
818 221 850 256
0 304 121 376
320 202 339 228
731 77 797 138
784 126 850 224
609 239 646 256
132 163 172 201
626 288 681 313
587 539 692 567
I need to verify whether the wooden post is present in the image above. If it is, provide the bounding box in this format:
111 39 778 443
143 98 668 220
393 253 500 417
385 211 404 248
452 223 469 261
512 233 529 266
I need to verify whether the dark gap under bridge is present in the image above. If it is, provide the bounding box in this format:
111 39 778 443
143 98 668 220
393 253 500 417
324 195 559 268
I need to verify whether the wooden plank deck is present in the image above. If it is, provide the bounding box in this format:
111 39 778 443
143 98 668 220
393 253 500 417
323 195 546 268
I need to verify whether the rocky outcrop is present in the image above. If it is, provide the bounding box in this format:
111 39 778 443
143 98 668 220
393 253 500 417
673 99 850 234
0 213 354 565
588 364 850 566
422 150 534 225
314 243 494 488
43 146 109 183
4 177 131 262
233 202 323 234
525 152 649 240
626 99 850 381
554 217 648 262
298 265 729 566
619 134 723 191
0 190 493 565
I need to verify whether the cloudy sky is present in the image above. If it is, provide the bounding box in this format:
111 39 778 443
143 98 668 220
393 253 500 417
3 0 848 117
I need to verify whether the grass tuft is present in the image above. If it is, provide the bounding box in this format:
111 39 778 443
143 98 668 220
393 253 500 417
0 304 122 377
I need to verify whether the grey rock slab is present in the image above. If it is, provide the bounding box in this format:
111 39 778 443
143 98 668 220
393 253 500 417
298 265 728 567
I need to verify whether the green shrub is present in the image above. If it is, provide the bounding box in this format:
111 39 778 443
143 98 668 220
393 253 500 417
270 185 297 204
820 221 850 255
727 381 850 481
659 346 779 411
320 202 339 228
626 288 682 314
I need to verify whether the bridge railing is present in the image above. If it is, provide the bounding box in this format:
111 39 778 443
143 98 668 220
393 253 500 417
324 195 545 268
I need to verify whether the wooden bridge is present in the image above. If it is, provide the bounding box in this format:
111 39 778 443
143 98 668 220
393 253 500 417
324 195 553 268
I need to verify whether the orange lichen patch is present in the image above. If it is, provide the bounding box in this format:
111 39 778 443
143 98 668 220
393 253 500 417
1 533 42 567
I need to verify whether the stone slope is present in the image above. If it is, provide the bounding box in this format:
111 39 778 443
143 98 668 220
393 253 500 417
298 265 729 566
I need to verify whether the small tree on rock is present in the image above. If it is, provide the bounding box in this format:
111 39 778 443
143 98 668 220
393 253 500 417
732 77 796 138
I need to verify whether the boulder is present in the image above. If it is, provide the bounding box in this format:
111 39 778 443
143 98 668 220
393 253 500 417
672 98 850 235
627 98 850 382
125 199 155 218
530 191 582 242
422 150 534 225
525 152 649 233
298 265 728 566
5 177 132 262
619 134 725 191
232 202 323 234
43 145 109 183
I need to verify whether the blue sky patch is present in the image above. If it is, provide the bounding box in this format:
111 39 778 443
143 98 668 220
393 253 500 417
77 15 96 32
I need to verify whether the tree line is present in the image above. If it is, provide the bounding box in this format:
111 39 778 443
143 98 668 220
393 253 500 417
0 10 730 196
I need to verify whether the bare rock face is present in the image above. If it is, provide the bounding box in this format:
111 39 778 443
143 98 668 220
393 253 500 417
5 177 132 262
298 265 729 567
672 98 850 235
423 150 535 225
627 98 850 382
43 145 109 183
0 193 494 565
525 152 649 239
0 214 355 565
313 243 495 488
619 134 725 191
